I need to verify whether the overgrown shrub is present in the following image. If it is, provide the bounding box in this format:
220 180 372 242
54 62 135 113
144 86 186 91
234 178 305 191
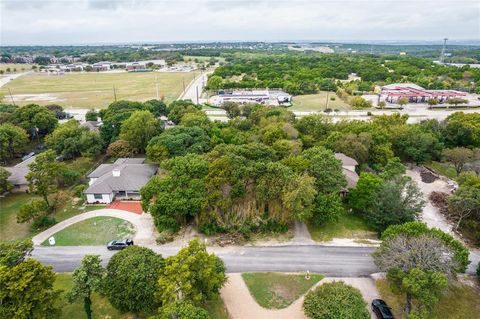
156 230 175 244
31 216 56 230
72 184 87 198
303 281 369 319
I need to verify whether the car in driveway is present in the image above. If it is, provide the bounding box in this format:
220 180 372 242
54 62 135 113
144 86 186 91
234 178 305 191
107 239 134 250
372 299 394 319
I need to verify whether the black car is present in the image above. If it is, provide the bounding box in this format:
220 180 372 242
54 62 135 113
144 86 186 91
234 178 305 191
107 239 134 250
372 299 394 319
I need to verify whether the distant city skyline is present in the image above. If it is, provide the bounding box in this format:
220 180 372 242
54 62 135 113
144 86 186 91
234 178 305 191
1 0 479 46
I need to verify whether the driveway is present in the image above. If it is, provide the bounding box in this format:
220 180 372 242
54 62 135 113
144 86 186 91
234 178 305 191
32 209 156 245
406 167 456 236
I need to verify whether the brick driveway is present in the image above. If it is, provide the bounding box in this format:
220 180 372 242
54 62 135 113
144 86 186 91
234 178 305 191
107 201 143 214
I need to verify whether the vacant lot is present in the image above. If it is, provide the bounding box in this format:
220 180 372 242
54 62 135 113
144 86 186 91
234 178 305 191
291 92 350 111
376 278 480 319
242 272 323 309
0 63 36 73
41 216 134 246
1 71 198 108
307 213 377 242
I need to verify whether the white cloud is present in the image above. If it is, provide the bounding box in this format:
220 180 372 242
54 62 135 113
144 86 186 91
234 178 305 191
1 0 479 45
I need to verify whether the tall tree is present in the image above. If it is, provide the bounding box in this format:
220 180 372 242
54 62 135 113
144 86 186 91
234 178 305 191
26 150 66 207
0 123 29 163
103 246 164 315
12 104 58 138
67 255 105 319
119 110 161 153
0 259 60 319
158 239 226 305
0 239 33 267
0 167 13 193
442 147 475 175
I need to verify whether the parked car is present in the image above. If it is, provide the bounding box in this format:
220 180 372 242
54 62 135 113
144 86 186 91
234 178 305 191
372 299 394 319
107 239 134 250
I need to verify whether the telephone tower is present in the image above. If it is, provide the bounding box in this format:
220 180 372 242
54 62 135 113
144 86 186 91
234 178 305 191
439 38 448 63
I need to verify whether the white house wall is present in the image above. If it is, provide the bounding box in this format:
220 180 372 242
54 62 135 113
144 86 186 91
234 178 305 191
86 193 113 204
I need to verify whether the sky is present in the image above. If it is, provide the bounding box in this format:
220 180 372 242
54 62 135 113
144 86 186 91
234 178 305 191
1 0 479 45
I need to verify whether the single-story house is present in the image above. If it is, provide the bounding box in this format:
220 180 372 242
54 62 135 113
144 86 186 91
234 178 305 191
80 120 102 132
84 158 158 204
335 153 359 189
4 155 36 192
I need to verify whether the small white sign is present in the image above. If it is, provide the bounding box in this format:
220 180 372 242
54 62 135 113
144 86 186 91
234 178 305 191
48 237 56 246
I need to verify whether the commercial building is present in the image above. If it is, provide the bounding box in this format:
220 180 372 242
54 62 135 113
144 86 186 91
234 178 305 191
380 83 467 104
210 89 292 106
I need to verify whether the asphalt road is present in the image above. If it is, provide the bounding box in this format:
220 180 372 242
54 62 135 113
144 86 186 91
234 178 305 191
33 245 377 276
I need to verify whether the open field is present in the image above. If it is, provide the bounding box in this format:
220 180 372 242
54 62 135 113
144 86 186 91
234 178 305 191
41 216 134 246
242 272 323 309
291 92 350 111
376 278 480 319
0 63 36 73
0 71 198 108
307 213 377 242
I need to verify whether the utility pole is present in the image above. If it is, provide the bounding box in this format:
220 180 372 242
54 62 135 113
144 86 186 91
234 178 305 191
440 38 448 63
113 85 117 102
155 75 159 99
8 88 16 106
325 90 329 110
196 86 199 105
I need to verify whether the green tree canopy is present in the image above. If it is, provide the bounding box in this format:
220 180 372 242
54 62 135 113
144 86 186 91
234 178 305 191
103 246 164 314
0 239 33 267
119 110 161 153
0 123 29 163
11 104 58 137
303 281 369 319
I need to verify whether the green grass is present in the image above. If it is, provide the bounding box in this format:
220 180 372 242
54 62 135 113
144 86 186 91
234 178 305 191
376 278 480 319
1 71 198 108
54 273 133 319
242 272 324 309
0 192 39 241
307 213 377 242
426 161 458 180
291 92 350 111
0 63 36 73
54 273 228 319
203 295 230 319
41 216 134 246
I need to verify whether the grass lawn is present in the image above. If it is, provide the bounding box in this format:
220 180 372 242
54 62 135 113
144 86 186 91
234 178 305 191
0 191 105 242
376 278 480 319
0 192 39 241
55 273 228 319
54 273 133 319
307 212 377 242
0 63 36 73
242 272 324 309
1 71 198 108
426 161 458 180
41 216 134 246
291 92 350 111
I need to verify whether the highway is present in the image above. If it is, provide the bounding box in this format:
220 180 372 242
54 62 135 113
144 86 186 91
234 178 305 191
31 245 480 276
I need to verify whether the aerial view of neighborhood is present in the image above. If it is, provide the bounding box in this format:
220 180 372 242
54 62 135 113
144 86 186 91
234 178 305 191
1 1 479 318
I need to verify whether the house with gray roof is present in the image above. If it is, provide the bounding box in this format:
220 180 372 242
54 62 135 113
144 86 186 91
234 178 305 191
85 158 158 204
4 155 36 192
335 153 359 189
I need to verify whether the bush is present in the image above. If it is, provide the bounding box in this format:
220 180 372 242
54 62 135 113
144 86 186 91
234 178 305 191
72 184 87 198
156 230 175 244
31 216 56 230
303 281 369 319
477 262 480 281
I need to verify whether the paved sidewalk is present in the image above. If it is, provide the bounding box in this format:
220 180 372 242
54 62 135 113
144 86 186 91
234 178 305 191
32 209 156 245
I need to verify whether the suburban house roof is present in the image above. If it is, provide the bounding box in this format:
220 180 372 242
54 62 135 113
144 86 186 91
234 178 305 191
335 153 359 189
85 158 158 194
335 153 358 167
4 155 36 186
80 121 102 132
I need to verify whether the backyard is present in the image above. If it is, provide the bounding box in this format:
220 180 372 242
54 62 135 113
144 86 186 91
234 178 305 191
290 92 350 111
0 71 198 108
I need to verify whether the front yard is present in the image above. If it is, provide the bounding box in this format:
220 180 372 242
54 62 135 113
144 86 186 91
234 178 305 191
242 272 323 309
41 216 134 246
307 212 377 242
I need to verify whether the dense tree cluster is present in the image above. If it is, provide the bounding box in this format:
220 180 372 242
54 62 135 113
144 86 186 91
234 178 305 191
209 54 480 95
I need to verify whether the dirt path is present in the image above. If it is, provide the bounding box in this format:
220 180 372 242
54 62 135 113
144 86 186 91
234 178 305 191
221 273 379 319
406 167 456 236
291 221 315 245
32 209 156 245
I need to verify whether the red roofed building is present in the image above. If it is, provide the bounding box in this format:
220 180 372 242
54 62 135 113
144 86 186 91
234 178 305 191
381 83 467 104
